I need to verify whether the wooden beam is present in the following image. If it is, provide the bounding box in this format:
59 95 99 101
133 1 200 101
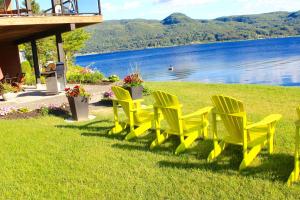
56 33 65 63
31 40 41 84
0 15 103 26
16 24 75 44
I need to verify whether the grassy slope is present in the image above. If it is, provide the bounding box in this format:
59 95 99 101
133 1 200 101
1 82 300 199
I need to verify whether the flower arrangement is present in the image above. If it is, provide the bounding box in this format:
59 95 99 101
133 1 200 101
102 90 114 100
65 85 90 98
0 106 31 117
0 106 17 116
39 103 69 117
123 73 144 87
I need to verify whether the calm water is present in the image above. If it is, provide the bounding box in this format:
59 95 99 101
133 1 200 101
76 37 300 86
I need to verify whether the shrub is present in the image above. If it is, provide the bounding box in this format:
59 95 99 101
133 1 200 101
21 61 32 74
108 75 120 82
39 106 50 116
0 83 17 94
66 65 105 84
24 73 46 85
143 85 152 96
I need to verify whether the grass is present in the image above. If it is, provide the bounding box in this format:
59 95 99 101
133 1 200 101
1 82 300 199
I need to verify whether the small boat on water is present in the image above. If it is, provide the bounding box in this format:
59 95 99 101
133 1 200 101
168 65 174 71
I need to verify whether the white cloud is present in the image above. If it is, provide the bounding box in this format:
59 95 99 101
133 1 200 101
123 1 141 10
102 1 142 13
153 0 216 7
234 0 300 14
102 3 114 12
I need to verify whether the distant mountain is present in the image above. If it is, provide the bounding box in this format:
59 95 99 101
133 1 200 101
81 11 300 54
161 13 196 25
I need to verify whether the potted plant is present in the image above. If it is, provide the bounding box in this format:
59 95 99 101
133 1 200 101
0 83 17 101
123 73 144 99
65 85 90 121
100 90 114 106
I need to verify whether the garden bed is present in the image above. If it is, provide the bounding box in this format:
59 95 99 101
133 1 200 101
0 105 70 120
0 110 42 120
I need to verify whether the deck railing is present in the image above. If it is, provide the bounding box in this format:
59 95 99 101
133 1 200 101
0 0 101 17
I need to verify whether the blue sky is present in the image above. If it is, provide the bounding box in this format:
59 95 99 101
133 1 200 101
40 0 300 20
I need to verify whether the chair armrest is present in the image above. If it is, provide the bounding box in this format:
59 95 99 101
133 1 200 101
132 99 144 104
153 104 183 109
181 106 213 119
141 105 153 110
212 109 246 118
246 114 282 130
112 99 130 104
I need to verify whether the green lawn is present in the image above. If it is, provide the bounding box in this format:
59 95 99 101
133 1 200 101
1 82 300 199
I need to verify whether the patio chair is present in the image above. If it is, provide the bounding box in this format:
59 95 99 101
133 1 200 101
109 86 154 141
287 107 300 186
207 95 282 170
151 91 213 155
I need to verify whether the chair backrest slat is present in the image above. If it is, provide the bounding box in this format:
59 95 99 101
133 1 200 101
152 91 181 132
296 106 300 121
112 86 132 119
211 95 245 141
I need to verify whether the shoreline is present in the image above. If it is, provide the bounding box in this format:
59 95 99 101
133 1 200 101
76 35 300 57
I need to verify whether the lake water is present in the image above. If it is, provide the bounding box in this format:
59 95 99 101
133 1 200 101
76 37 300 86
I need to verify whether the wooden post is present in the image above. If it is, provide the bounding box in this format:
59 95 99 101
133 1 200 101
97 0 101 15
25 0 32 15
15 0 20 15
75 0 79 14
51 0 55 14
59 0 64 15
56 33 65 63
31 40 41 84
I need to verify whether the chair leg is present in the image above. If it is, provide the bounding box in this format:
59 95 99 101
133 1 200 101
202 126 208 140
175 131 199 155
108 122 127 135
239 143 264 171
150 131 169 149
207 141 227 162
125 122 152 141
288 126 300 186
268 127 275 154
288 168 299 186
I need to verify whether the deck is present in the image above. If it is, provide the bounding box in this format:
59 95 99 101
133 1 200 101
0 15 103 43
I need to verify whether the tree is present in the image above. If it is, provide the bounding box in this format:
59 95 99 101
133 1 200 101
63 29 91 67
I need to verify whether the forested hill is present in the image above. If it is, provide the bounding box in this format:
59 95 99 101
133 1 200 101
81 11 300 54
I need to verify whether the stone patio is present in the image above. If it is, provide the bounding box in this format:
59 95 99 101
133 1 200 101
0 84 115 114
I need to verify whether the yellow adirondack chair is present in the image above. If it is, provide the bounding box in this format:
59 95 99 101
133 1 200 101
151 91 213 155
207 95 282 170
109 86 154 140
287 106 300 186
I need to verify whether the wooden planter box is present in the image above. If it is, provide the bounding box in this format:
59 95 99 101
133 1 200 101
68 96 89 121
125 86 143 100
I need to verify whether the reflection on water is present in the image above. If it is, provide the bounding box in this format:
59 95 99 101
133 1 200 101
76 37 300 86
